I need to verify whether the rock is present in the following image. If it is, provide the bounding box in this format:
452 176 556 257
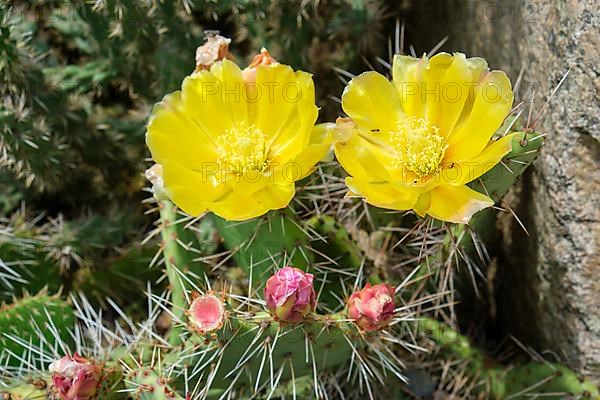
407 0 600 384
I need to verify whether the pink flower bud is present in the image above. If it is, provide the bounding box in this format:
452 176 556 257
49 354 101 400
264 267 315 323
188 293 226 334
347 283 396 332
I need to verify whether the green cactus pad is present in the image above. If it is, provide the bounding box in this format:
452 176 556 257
0 292 75 368
125 367 185 400
470 131 544 202
418 318 600 399
0 380 51 400
306 215 363 309
306 215 362 271
172 312 354 395
211 209 313 285
503 362 600 399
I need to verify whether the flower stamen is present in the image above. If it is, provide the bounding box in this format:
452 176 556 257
218 121 269 174
389 117 447 178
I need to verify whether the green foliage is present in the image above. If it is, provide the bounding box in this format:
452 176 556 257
71 246 159 306
458 129 545 269
306 214 364 309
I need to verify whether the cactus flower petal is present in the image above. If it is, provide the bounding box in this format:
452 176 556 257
347 283 396 332
264 267 315 323
426 184 494 224
49 354 101 400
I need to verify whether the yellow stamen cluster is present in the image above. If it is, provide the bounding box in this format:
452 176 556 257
389 117 447 178
218 121 269 174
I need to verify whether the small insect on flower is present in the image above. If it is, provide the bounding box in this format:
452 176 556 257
264 266 316 323
49 353 101 400
187 293 226 334
347 283 396 332
333 53 516 224
146 47 330 221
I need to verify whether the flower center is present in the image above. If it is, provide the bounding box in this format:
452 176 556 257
218 122 269 174
389 117 447 178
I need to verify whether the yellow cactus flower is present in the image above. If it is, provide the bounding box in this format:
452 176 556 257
333 52 516 224
146 54 329 221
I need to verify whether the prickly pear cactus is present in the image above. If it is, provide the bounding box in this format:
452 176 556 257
1 10 598 400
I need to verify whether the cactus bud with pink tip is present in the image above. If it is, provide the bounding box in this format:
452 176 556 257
264 266 315 323
347 283 396 332
49 353 101 400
